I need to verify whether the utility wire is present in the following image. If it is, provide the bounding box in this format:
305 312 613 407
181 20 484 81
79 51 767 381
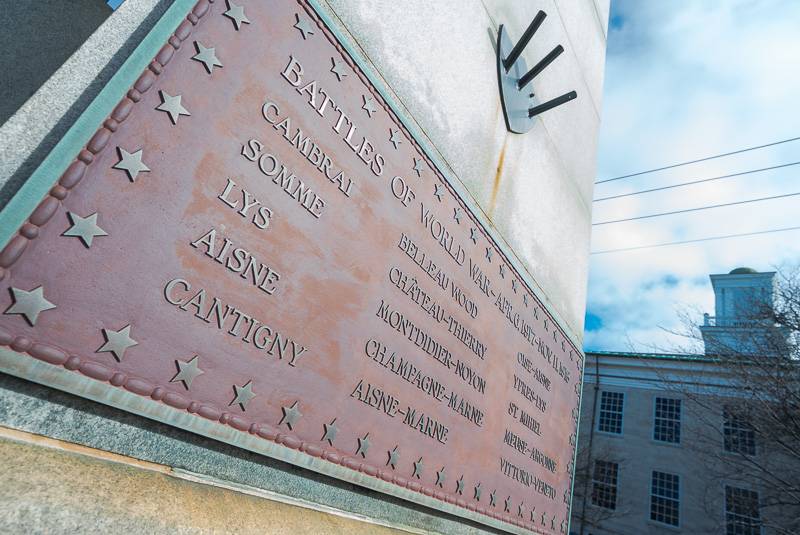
594 161 800 202
596 136 800 184
591 225 800 255
593 191 800 226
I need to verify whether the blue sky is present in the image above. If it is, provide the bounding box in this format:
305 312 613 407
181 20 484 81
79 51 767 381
586 0 800 352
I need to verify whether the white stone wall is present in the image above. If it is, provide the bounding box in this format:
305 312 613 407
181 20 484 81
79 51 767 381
321 0 609 341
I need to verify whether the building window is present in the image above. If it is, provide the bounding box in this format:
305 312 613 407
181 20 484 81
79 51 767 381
591 460 619 510
654 397 681 443
650 471 680 526
598 391 624 434
724 407 756 455
725 486 761 535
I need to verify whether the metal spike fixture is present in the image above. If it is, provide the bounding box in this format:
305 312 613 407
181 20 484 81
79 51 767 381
496 11 578 133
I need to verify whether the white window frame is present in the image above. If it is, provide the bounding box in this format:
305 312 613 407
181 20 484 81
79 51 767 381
724 484 762 535
597 390 625 435
649 470 680 528
653 396 682 444
723 407 756 456
590 459 619 510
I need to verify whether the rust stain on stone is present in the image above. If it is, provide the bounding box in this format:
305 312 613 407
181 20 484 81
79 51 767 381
488 136 508 217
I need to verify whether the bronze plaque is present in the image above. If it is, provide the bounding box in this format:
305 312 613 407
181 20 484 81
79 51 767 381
0 1 583 533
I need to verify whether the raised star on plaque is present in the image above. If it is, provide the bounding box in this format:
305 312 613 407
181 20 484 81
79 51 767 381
412 158 424 177
230 380 256 410
356 432 370 457
561 519 568 533
389 129 403 149
322 418 338 445
192 41 223 74
412 457 424 479
453 207 462 224
433 183 444 202
523 293 529 306
156 90 191 125
435 466 446 488
97 324 138 362
361 95 377 117
280 400 303 430
469 227 478 244
330 58 348 82
541 512 547 526
551 516 556 529
518 502 524 518
489 490 496 507
511 279 518 293
62 211 108 248
499 264 506 278
223 0 250 31
170 355 204 390
504 495 511 513
473 482 482 501
387 446 399 469
485 247 493 262
293 13 315 40
113 147 150 182
530 509 537 522
455 475 464 495
3 285 56 326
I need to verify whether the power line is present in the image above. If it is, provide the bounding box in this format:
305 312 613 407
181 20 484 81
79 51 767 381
591 225 800 255
594 161 800 202
593 191 800 226
596 136 800 184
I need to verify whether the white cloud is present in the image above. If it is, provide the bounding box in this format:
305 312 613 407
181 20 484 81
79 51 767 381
587 0 800 352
